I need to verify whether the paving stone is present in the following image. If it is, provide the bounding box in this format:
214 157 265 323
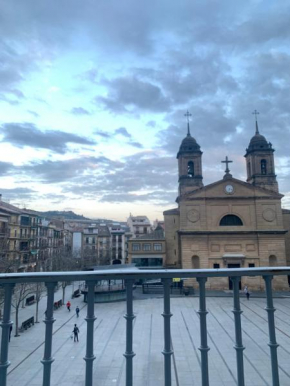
1 285 290 385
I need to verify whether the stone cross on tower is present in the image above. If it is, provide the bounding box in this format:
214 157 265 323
221 156 233 175
252 109 260 134
184 110 192 136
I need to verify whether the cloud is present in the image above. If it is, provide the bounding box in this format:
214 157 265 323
70 107 91 115
21 156 123 183
97 76 171 113
1 0 290 211
100 190 176 204
19 150 177 205
27 110 40 118
65 152 177 202
146 120 156 128
115 127 131 138
0 187 36 201
127 141 143 149
93 129 111 139
0 123 96 153
0 161 15 176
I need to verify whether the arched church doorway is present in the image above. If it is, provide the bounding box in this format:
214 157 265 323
269 255 277 267
192 255 200 269
112 259 122 265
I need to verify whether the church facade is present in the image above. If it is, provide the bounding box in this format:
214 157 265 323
164 116 290 290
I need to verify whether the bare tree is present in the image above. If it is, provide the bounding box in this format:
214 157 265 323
12 283 35 337
34 282 46 323
47 248 81 304
82 247 98 269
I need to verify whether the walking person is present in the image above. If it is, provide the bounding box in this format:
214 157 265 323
66 301 71 312
244 285 250 300
72 324 79 342
76 306 80 318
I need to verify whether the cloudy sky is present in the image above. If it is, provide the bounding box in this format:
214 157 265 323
0 1 290 221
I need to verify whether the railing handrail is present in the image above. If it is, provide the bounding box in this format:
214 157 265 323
0 266 290 284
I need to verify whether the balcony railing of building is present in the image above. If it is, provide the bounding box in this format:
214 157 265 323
0 267 290 386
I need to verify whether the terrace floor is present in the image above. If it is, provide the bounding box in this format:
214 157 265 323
3 285 290 386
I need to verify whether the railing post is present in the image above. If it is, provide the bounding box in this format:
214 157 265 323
84 281 96 386
197 277 210 386
162 278 173 386
41 281 57 386
0 283 15 386
263 275 280 386
231 277 245 386
124 279 135 386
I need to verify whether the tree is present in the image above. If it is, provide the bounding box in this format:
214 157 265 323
12 283 35 336
47 248 81 304
34 282 46 323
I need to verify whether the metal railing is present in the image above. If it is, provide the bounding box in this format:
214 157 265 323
0 267 290 386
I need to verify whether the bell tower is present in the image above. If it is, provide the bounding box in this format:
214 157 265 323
245 110 278 192
177 111 203 196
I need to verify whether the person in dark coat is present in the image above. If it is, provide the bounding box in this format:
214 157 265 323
73 324 79 342
76 306 80 317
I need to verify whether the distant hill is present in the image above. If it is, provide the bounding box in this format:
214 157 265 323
38 210 91 221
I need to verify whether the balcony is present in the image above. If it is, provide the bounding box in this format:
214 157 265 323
20 234 30 239
0 267 290 386
19 247 30 253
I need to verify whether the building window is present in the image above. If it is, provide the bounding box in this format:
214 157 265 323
132 257 162 267
248 263 255 268
247 162 251 177
220 215 243 226
153 243 162 251
188 161 194 177
143 243 151 251
261 159 267 175
213 263 220 269
20 216 30 226
86 237 89 244
132 243 140 251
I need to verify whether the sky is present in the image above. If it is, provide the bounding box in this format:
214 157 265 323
0 0 290 222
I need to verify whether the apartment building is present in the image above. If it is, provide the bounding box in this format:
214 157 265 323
0 200 68 272
127 215 152 238
109 222 132 264
82 224 111 267
127 225 166 268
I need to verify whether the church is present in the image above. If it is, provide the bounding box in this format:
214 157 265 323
163 112 290 290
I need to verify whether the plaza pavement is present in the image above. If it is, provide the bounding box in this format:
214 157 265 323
2 285 290 386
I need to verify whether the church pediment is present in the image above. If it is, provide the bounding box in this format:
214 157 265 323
178 177 283 201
